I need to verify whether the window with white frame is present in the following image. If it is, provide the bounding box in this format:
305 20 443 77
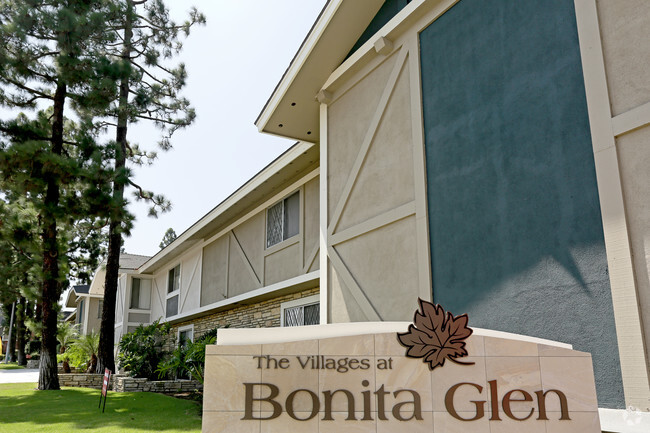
177 324 194 347
130 278 152 310
176 324 194 379
166 265 180 318
266 191 300 248
97 300 103 318
281 295 319 327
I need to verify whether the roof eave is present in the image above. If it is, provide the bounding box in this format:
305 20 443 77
139 141 319 274
255 0 385 142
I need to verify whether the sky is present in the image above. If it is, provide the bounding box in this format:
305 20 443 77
122 0 325 257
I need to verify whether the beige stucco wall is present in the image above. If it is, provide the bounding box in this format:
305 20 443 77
324 38 429 323
200 175 320 307
85 297 102 335
596 0 650 116
88 267 105 295
149 248 202 320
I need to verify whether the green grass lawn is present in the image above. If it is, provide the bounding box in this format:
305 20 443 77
0 383 202 433
0 363 25 370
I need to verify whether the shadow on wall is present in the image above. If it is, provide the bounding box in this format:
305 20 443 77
419 0 624 408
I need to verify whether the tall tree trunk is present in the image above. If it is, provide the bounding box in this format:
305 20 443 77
16 296 26 366
38 82 66 390
96 1 133 374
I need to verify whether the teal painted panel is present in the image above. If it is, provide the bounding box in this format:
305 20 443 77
345 0 410 60
420 0 624 408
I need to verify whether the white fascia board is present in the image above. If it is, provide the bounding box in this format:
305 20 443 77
76 293 104 301
215 323 572 349
161 271 319 324
255 0 343 133
138 141 316 274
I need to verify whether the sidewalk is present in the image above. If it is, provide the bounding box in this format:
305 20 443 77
0 369 39 384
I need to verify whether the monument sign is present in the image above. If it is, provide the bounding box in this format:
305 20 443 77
202 301 601 432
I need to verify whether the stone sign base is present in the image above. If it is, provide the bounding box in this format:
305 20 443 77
203 323 601 432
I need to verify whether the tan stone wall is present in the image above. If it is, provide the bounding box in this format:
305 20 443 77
59 373 121 390
165 287 319 350
113 376 202 393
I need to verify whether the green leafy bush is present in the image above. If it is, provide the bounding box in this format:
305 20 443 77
57 332 99 370
156 327 221 384
118 320 171 379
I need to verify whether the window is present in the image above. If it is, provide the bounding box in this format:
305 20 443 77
77 300 84 325
266 191 300 248
167 265 180 293
130 278 152 310
177 325 194 347
176 325 194 379
97 300 103 319
166 265 180 318
281 295 320 327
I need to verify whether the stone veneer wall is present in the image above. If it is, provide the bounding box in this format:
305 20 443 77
113 376 202 393
59 373 121 390
164 287 319 351
59 373 202 394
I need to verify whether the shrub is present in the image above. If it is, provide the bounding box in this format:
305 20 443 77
156 327 222 384
118 320 171 380
58 332 99 370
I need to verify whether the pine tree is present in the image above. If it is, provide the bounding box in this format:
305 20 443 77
0 197 40 365
0 0 120 389
159 228 177 249
95 0 204 374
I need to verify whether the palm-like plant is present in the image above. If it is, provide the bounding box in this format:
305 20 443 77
61 332 100 372
74 333 100 360
57 322 80 354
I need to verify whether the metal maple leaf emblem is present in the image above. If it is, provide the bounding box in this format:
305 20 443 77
397 299 474 370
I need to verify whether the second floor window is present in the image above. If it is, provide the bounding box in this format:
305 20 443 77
166 265 180 317
266 191 300 248
168 265 180 294
130 278 151 310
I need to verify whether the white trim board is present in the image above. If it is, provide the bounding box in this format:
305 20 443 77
215 322 572 349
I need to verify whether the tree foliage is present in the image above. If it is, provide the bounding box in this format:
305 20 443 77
159 227 177 249
0 0 121 389
96 0 204 375
0 0 204 385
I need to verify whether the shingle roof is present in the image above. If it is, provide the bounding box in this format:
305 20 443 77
119 253 151 270
73 284 90 295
